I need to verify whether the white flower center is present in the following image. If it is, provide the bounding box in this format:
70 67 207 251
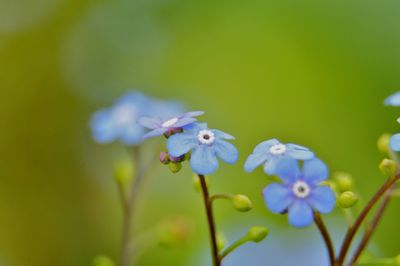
162 117 179 128
112 104 138 126
269 144 287 155
292 181 311 198
197 130 215 145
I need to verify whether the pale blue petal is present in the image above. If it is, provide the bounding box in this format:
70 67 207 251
120 124 146 145
254 139 280 154
288 200 314 228
214 140 238 164
244 153 269 172
273 158 300 182
262 183 293 213
384 92 400 106
174 117 196 127
308 186 336 214
138 117 162 129
212 129 235 140
90 110 116 143
185 111 204 117
186 123 208 133
263 157 280 175
302 158 329 184
390 133 400 152
167 133 197 157
142 128 168 139
286 144 315 160
190 145 219 175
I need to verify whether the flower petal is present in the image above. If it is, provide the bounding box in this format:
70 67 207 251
212 129 235 140
215 140 238 164
190 145 219 175
262 183 292 213
138 117 162 129
244 153 269 172
302 158 329 184
390 133 400 152
167 133 196 157
286 144 315 160
120 124 146 145
273 158 300 183
308 186 336 214
288 200 314 228
142 128 168 139
384 92 400 106
173 117 197 128
253 139 280 153
90 110 116 143
185 111 205 117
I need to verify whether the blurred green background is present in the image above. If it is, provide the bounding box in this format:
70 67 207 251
1 0 400 265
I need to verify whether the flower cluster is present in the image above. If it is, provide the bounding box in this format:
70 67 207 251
245 139 335 228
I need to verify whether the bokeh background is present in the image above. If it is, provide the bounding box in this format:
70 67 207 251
1 0 400 265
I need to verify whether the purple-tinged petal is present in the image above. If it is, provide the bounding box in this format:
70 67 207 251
302 158 329 184
263 183 293 213
143 128 168 139
190 145 219 175
215 139 238 164
308 186 336 214
212 129 235 140
254 139 280 154
273 158 301 183
173 117 197 128
288 200 314 228
138 117 162 129
390 133 400 152
167 133 197 157
244 153 269 172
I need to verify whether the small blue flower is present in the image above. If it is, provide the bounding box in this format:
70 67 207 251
390 133 400 151
139 111 204 139
90 92 183 145
384 92 400 106
167 123 238 175
263 158 335 228
244 138 314 175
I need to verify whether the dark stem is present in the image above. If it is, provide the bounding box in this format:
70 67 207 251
336 175 399 266
314 212 335 266
349 187 395 266
198 174 220 266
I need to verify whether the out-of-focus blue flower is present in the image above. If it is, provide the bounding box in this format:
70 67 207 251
244 139 314 175
384 92 400 106
390 133 400 151
167 123 238 175
263 158 335 228
139 111 204 139
90 91 184 145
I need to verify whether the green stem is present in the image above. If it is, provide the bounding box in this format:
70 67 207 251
220 236 249 261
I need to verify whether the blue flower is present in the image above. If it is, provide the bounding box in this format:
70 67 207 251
139 111 204 139
244 139 314 175
167 123 239 175
390 133 400 151
90 92 183 145
384 92 400 106
262 158 335 228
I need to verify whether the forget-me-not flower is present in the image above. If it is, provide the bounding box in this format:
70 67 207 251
139 111 204 139
263 158 335 228
244 139 314 175
390 133 400 152
384 92 400 106
167 123 238 175
90 92 183 145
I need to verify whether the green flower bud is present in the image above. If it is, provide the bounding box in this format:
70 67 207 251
333 172 354 193
216 232 227 251
379 159 397 177
93 255 115 266
113 160 134 186
192 174 210 191
169 162 182 173
232 194 253 212
158 217 193 248
395 255 400 266
378 133 391 154
246 226 269 243
338 191 359 208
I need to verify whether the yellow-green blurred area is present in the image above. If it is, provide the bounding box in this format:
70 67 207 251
1 0 400 265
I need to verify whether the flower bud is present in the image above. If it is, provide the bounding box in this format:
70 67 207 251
232 194 253 212
158 216 193 248
333 172 354 193
169 162 182 173
93 255 115 266
216 232 227 251
159 151 170 164
113 160 133 186
338 191 358 208
379 159 397 177
395 255 400 266
192 174 210 191
246 226 269 243
378 133 391 154
169 154 185 163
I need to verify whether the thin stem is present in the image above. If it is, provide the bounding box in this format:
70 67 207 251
220 237 248 261
198 174 220 266
336 175 399 266
314 212 335 266
349 187 395 266
210 193 233 203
